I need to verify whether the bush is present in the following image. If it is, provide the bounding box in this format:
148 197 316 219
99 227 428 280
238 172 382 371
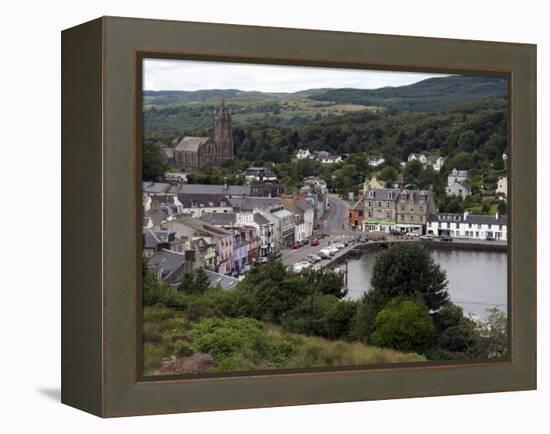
191 317 269 360
370 298 435 353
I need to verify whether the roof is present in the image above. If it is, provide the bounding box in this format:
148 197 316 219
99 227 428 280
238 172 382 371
229 197 281 211
200 212 237 226
428 213 507 225
253 213 271 225
365 188 401 200
142 182 171 194
169 184 250 196
204 270 239 291
146 249 186 281
176 193 229 208
175 136 210 152
272 208 294 219
426 155 445 163
143 228 160 249
171 216 233 237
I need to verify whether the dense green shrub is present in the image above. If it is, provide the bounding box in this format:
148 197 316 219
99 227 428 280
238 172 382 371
370 298 435 353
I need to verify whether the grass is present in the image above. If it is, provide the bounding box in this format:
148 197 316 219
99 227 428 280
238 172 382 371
143 305 425 375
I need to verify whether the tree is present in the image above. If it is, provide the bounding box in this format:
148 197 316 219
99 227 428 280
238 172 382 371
497 200 507 215
143 141 168 181
178 268 211 295
476 308 508 359
378 166 398 183
369 243 449 311
403 159 424 185
433 302 478 353
354 243 449 338
370 298 435 353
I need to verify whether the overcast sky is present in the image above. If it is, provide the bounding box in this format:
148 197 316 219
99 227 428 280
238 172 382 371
143 58 447 93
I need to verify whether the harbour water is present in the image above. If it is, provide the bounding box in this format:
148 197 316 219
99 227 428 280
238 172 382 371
346 248 507 318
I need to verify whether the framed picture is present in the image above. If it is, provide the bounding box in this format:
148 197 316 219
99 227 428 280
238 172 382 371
61 16 536 417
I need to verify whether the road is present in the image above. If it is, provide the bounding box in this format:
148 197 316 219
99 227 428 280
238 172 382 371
281 194 355 266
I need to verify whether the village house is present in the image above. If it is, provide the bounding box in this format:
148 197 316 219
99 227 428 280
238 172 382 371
497 176 507 198
348 200 364 231
296 149 312 160
281 197 315 242
446 168 471 198
408 153 446 171
241 166 278 183
163 172 188 184
175 194 232 218
142 227 185 259
271 205 296 247
362 187 436 234
146 249 189 284
427 211 507 241
301 177 329 222
200 211 273 258
363 176 387 194
249 182 286 197
167 216 235 275
314 151 343 164
367 155 385 167
363 188 399 233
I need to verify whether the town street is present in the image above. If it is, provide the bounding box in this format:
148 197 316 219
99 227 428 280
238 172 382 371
281 194 355 266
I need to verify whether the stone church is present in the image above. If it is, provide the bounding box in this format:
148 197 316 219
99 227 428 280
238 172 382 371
173 99 234 170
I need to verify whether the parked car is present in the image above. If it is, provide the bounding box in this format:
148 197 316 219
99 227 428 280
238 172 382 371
327 246 339 254
292 242 301 249
293 261 311 272
319 248 334 257
255 257 268 265
332 242 346 249
302 239 310 245
419 235 432 241
306 254 321 263
486 235 496 241
317 251 331 260
311 239 320 246
440 234 453 242
273 251 282 258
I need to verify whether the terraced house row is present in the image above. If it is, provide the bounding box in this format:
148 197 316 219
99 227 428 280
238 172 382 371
142 178 327 283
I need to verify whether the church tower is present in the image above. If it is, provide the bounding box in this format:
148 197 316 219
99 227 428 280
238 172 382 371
213 98 234 165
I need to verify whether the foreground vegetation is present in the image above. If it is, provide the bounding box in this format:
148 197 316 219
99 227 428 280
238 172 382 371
143 305 424 375
143 244 508 375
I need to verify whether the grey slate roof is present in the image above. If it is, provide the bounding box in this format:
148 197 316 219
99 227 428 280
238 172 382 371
228 197 280 211
428 213 507 225
175 136 210 152
147 249 186 281
142 182 171 194
204 270 239 291
169 184 251 196
200 212 237 226
176 193 229 208
253 213 271 225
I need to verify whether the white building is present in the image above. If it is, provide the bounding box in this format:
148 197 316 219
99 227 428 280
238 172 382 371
427 211 507 241
296 149 312 160
367 155 385 167
497 176 507 198
320 154 343 164
408 153 446 171
447 168 469 187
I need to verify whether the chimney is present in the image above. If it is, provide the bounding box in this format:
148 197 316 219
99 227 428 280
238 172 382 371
463 210 469 220
223 176 228 190
495 211 499 220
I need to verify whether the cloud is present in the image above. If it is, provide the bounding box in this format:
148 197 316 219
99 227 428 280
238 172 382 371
143 58 447 93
